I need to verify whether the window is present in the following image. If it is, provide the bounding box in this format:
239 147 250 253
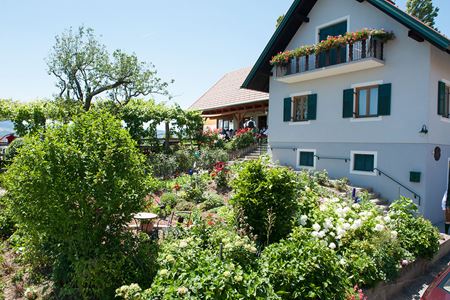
283 94 317 123
351 151 377 175
217 119 233 130
355 86 379 118
297 149 316 169
293 96 309 122
439 81 450 118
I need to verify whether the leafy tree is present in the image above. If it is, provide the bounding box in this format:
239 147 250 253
4 111 157 299
230 158 299 246
406 0 439 28
276 15 285 28
47 26 172 111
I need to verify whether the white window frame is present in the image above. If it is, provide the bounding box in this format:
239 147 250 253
289 91 313 125
350 151 378 176
315 16 350 44
349 80 384 122
296 149 317 170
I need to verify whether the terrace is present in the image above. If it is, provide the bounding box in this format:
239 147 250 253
272 29 394 83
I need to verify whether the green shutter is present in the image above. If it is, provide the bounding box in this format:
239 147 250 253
354 154 374 172
283 97 292 122
343 89 354 118
438 81 446 116
307 94 317 120
300 151 314 167
378 83 392 116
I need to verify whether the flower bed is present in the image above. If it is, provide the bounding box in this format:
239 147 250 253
270 28 395 67
117 160 440 300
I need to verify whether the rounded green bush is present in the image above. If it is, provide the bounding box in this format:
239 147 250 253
4 111 156 299
260 228 350 300
231 158 299 245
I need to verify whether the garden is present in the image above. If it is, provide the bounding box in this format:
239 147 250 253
0 108 441 299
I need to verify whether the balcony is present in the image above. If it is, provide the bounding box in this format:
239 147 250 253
274 39 386 83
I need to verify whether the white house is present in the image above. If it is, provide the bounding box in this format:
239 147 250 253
242 0 450 223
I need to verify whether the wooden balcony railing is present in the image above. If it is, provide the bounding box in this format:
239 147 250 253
275 38 385 77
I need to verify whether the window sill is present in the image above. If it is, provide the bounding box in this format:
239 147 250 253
289 121 311 126
440 117 450 123
350 170 377 176
350 116 383 122
297 165 316 170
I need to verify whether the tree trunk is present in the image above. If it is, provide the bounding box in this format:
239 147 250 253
165 121 170 152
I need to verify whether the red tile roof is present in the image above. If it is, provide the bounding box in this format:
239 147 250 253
190 67 269 111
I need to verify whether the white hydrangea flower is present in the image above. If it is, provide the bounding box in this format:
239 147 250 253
179 240 188 248
329 242 336 250
374 224 384 231
324 218 333 229
311 231 319 238
318 231 326 239
339 258 346 265
234 275 243 282
391 230 398 239
343 207 351 214
343 223 351 230
177 287 189 295
223 271 231 277
384 216 391 223
300 215 308 226
312 223 321 232
352 203 361 210
351 219 363 230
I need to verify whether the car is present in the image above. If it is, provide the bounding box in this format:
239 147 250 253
421 265 450 300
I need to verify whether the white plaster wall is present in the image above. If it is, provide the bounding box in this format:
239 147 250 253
269 0 431 145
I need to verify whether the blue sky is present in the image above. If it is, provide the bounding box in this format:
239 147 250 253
0 0 448 109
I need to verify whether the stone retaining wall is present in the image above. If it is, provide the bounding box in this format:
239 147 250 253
365 234 450 299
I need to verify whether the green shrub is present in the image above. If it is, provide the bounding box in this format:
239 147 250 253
117 224 277 300
159 192 179 210
314 170 330 186
388 197 440 259
175 200 196 212
230 130 256 150
180 173 208 203
148 153 178 178
199 192 224 211
4 111 156 299
197 148 229 170
0 192 15 239
342 232 402 287
230 158 299 245
174 149 196 173
5 138 24 161
260 228 350 300
334 177 349 192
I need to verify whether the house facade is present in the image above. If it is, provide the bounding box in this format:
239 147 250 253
243 0 450 223
190 67 269 131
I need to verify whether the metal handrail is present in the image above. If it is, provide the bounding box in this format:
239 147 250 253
270 146 297 151
314 155 350 163
374 168 421 205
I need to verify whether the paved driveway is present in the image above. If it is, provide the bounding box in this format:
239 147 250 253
396 253 450 300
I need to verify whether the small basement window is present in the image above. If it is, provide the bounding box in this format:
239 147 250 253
351 151 377 175
297 149 316 169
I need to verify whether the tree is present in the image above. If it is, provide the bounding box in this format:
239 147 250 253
4 111 157 298
406 0 439 29
276 15 285 28
47 26 172 111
